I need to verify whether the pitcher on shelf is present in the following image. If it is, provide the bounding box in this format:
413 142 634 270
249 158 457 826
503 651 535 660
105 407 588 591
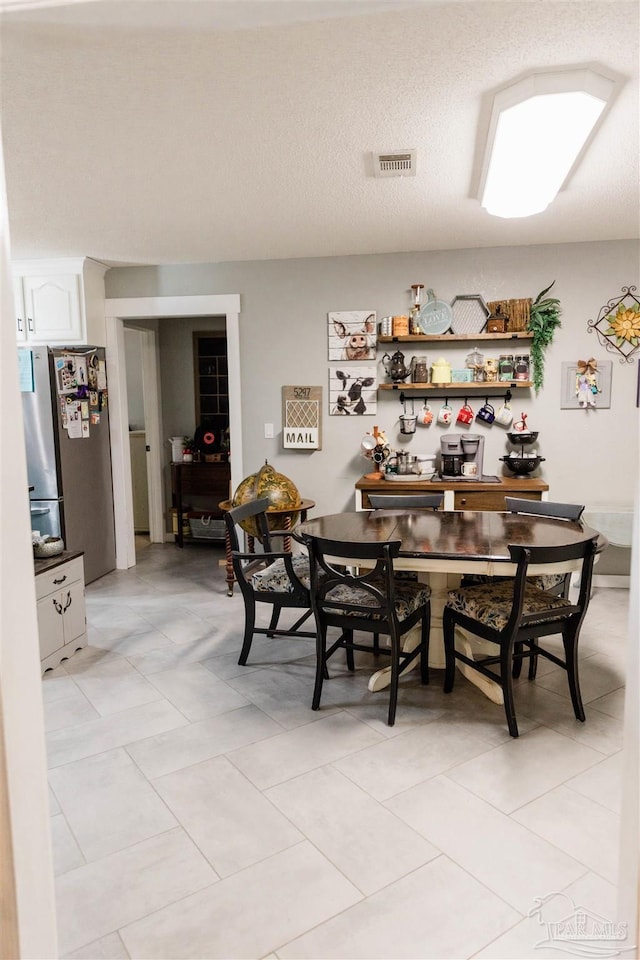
382 350 410 382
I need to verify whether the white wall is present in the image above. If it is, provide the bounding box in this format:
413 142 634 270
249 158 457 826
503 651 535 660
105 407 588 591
0 131 57 957
105 240 639 524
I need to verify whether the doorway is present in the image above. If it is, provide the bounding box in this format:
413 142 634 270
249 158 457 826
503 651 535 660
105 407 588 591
123 326 151 551
105 294 242 571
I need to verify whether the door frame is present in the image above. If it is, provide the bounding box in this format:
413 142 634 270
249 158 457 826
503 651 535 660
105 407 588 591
105 294 242 570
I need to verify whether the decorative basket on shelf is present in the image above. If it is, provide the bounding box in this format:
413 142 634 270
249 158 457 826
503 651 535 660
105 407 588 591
487 298 532 332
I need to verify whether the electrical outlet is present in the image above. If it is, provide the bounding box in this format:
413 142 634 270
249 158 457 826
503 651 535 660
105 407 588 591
264 423 274 439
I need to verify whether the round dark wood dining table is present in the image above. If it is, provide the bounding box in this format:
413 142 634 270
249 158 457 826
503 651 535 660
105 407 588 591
298 509 605 701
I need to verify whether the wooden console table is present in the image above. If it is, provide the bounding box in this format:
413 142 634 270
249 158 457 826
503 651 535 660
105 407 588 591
218 498 315 595
355 475 549 512
171 461 231 547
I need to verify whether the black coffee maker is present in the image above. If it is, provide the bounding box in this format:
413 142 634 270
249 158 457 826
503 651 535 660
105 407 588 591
440 434 484 480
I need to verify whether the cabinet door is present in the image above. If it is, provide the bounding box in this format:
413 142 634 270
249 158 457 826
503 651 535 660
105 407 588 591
14 277 27 341
129 433 150 532
37 593 65 659
23 273 83 342
61 581 86 647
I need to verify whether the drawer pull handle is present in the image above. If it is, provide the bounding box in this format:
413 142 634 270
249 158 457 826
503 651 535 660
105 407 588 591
63 592 72 612
460 498 467 505
53 576 67 585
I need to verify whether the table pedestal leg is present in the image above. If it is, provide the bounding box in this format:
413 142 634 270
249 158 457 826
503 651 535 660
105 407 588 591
367 571 504 704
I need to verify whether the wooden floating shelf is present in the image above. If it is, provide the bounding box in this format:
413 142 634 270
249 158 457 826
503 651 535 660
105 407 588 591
378 332 533 343
378 381 533 391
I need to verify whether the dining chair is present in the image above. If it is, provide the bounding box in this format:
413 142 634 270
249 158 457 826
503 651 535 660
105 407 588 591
461 497 586 598
505 498 585 596
504 499 587 681
223 497 316 666
367 493 444 510
443 535 598 737
302 534 431 726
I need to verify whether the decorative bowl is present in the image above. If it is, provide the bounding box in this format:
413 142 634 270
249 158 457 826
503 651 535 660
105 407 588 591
34 537 65 558
499 455 545 475
507 431 539 445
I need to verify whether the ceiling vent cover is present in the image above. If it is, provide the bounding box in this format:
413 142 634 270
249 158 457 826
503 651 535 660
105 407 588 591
371 150 417 177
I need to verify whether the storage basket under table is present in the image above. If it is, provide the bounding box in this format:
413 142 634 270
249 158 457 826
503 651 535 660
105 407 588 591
188 513 226 540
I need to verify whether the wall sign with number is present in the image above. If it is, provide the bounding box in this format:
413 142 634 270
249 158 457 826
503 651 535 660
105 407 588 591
282 385 322 449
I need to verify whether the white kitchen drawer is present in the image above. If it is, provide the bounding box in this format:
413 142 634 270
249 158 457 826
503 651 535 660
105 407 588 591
36 556 83 601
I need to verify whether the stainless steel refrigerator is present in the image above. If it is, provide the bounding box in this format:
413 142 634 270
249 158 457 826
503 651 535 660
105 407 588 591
20 346 116 584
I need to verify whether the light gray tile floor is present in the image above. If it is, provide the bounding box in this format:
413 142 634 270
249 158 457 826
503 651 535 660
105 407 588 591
41 543 631 959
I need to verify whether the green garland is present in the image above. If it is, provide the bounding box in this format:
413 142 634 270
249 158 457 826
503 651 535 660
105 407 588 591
528 281 562 392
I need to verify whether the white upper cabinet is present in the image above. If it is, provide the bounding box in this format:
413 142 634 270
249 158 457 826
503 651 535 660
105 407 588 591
14 276 27 341
12 258 107 345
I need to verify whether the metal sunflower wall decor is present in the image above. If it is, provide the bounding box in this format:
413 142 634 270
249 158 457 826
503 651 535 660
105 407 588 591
588 285 640 362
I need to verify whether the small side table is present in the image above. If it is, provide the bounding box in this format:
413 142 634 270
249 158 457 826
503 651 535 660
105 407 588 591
218 498 316 596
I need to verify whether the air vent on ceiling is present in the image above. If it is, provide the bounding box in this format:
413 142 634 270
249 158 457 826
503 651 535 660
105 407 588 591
371 150 417 178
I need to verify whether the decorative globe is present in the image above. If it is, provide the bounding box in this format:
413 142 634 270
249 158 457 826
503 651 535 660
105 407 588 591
231 461 302 540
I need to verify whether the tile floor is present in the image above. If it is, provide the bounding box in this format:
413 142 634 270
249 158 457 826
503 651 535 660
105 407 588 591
42 543 633 959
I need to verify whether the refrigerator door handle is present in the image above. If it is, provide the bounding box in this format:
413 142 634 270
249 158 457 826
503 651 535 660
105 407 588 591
31 506 50 516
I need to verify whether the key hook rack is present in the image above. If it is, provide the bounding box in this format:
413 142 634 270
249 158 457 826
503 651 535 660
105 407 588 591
398 389 513 406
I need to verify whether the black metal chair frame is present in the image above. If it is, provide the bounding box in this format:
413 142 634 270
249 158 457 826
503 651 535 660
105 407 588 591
443 536 598 738
367 493 444 510
224 497 315 666
304 534 431 726
505 498 586 679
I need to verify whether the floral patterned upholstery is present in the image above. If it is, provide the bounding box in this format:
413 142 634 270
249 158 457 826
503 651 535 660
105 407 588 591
461 572 566 592
251 554 312 593
324 577 431 621
447 580 572 632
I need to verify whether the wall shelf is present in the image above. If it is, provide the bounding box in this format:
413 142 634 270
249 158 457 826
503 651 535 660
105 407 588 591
378 332 533 344
379 381 532 391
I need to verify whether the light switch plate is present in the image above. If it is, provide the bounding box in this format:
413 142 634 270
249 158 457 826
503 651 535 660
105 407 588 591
264 423 274 439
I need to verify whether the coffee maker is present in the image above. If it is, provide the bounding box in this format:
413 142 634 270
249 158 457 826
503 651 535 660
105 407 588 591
439 433 484 480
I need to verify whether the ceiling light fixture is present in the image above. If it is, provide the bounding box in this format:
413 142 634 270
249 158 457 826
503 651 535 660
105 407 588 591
479 67 616 219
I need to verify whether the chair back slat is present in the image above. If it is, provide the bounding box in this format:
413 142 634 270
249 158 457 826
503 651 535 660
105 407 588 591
507 536 597 567
505 498 585 521
224 497 272 551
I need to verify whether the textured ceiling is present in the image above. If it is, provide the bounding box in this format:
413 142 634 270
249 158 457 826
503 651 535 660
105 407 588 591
1 0 638 266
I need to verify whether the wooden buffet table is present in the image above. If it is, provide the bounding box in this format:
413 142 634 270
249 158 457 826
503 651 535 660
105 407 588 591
355 474 549 512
